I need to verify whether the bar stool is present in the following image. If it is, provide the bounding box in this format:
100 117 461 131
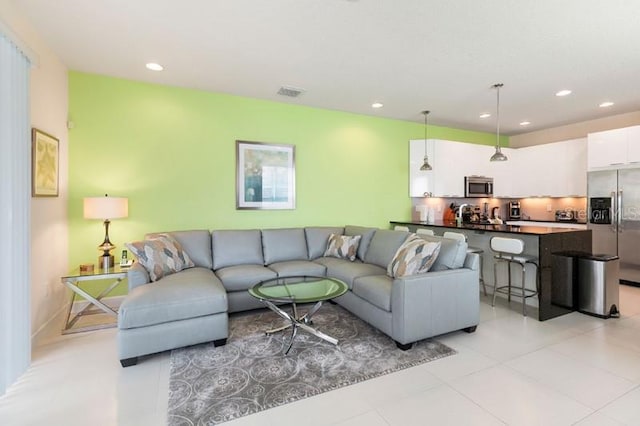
394 225 410 231
490 236 539 316
416 228 435 236
443 231 487 296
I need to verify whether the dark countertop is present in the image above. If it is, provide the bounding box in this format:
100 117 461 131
507 219 588 225
390 220 591 235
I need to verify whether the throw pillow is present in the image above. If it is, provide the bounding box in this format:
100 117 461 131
387 234 441 278
323 234 362 261
126 234 195 282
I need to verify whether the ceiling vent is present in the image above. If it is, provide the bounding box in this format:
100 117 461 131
277 86 305 98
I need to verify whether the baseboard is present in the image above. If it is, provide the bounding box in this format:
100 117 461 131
31 295 125 349
31 302 69 349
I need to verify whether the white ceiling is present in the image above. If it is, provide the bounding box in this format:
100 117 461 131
12 0 640 135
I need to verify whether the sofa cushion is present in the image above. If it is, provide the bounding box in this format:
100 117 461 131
146 230 212 269
118 267 226 329
324 234 361 261
345 225 377 261
387 235 441 278
126 234 195 282
212 229 264 269
305 226 344 259
269 260 326 278
262 228 308 264
352 275 393 312
215 264 277 292
417 234 468 270
364 229 410 269
315 257 386 288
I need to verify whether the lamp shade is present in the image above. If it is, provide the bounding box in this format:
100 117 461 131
83 195 128 220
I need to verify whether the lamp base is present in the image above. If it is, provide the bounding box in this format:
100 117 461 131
99 255 114 270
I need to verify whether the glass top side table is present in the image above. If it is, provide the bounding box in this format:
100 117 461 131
249 276 348 354
60 265 128 334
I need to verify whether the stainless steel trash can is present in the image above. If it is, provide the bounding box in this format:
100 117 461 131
577 254 620 318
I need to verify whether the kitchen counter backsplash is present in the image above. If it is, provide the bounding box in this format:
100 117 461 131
412 196 587 223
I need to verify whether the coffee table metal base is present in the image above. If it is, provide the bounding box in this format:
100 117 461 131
263 299 338 354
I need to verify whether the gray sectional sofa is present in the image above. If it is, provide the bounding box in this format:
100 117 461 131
117 226 480 366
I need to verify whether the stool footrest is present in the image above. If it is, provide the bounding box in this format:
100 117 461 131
494 285 538 299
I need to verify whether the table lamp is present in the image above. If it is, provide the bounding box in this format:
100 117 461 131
83 194 128 269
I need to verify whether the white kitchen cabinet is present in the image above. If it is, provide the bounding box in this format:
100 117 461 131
627 126 640 164
408 137 586 199
487 147 517 197
563 138 588 196
510 138 586 197
409 139 435 197
431 140 495 197
432 140 467 197
587 126 640 170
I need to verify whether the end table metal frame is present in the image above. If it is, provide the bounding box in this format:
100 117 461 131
61 268 126 334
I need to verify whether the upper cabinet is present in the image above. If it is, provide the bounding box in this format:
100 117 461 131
410 139 507 197
588 126 640 170
409 139 435 197
512 138 587 197
408 138 587 198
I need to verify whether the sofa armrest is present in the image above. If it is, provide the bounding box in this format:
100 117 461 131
391 257 480 344
127 262 150 291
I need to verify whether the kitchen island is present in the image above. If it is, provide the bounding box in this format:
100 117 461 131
390 220 592 321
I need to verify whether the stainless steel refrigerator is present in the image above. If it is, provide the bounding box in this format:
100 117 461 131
588 168 640 284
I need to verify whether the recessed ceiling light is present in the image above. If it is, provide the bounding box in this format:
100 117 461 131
555 89 572 97
599 101 614 108
519 121 531 126
479 113 491 119
371 102 383 108
145 62 164 71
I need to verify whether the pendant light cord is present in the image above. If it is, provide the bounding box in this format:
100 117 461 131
493 83 503 149
423 110 430 149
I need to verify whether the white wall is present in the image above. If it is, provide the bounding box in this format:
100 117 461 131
0 1 69 347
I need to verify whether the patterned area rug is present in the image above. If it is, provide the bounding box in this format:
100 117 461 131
167 303 456 425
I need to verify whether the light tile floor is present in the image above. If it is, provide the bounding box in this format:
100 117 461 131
1 286 639 426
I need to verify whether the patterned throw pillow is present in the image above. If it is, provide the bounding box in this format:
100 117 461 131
126 234 195 282
323 234 362 261
387 234 441 278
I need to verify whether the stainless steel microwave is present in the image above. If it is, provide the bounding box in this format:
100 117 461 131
464 176 494 197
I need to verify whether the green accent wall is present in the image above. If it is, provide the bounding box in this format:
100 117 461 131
68 71 505 287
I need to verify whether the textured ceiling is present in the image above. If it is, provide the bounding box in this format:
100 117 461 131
12 0 640 135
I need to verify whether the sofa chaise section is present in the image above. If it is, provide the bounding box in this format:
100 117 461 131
118 230 228 367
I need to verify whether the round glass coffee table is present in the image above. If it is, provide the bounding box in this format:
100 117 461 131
248 276 348 354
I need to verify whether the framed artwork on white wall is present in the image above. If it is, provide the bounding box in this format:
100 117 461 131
32 128 59 197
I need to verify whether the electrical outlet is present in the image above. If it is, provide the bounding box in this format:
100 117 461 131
546 204 552 212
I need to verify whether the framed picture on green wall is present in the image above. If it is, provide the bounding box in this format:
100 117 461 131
236 141 296 210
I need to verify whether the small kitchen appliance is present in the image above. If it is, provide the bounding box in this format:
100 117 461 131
507 201 521 220
464 176 493 198
555 210 577 222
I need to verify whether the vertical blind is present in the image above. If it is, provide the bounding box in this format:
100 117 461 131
0 31 31 396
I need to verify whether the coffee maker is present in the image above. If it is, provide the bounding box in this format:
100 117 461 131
507 201 521 220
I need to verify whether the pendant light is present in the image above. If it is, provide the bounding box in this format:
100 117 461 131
489 83 508 162
420 110 432 170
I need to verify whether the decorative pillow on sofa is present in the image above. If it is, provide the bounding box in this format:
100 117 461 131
126 234 195 282
387 234 441 278
323 234 361 261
